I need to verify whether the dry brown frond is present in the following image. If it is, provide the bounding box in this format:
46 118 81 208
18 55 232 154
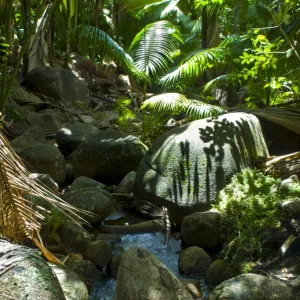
0 131 90 262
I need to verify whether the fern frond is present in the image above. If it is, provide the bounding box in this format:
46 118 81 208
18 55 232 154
75 25 147 82
129 20 183 77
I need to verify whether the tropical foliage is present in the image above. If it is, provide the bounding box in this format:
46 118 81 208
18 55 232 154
0 0 299 250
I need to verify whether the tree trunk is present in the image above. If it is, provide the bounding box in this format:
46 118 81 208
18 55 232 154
64 0 71 68
201 6 208 49
22 0 31 76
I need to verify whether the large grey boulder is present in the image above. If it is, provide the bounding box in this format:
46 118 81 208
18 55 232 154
22 67 90 104
209 273 293 300
19 144 67 184
135 113 268 223
63 187 116 223
72 130 147 183
0 243 65 300
115 247 194 300
56 123 99 155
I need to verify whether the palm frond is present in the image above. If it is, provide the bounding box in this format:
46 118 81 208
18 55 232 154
0 132 88 247
75 25 147 82
141 92 226 119
120 0 168 14
141 92 188 112
203 73 241 94
183 99 226 119
245 108 300 135
160 47 229 86
241 0 272 29
129 20 183 77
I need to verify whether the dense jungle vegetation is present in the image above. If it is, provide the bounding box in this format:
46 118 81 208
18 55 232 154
0 0 300 277
0 0 299 121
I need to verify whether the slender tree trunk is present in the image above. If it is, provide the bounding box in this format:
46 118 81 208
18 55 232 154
64 0 71 68
233 0 240 34
22 0 32 76
1 0 13 109
201 6 208 84
113 0 120 43
201 6 208 49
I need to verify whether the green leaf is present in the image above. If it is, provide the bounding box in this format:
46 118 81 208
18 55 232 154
129 20 183 78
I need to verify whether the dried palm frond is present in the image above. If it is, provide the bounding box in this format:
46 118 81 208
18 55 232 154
0 129 89 263
245 108 300 135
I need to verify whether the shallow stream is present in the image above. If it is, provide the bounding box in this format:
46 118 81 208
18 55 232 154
89 231 212 300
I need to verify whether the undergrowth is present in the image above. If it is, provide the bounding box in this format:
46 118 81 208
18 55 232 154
215 168 300 265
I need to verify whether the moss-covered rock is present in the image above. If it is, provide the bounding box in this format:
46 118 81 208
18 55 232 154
181 210 221 249
72 130 147 183
63 187 116 224
205 259 233 285
135 113 268 224
84 240 112 268
19 144 67 184
0 256 65 300
49 263 88 300
115 247 194 300
179 246 212 275
208 273 293 300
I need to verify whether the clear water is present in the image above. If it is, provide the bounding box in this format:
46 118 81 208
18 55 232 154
89 232 211 300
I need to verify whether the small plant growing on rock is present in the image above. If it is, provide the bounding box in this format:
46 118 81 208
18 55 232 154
215 168 300 270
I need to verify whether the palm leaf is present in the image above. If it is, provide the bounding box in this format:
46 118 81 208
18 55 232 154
160 47 229 86
203 73 241 94
75 25 147 82
245 108 300 135
129 20 183 77
141 92 226 119
160 34 246 86
183 99 226 119
141 92 188 112
120 0 168 14
0 132 89 252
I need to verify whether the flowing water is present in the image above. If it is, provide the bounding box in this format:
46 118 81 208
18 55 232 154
89 231 212 300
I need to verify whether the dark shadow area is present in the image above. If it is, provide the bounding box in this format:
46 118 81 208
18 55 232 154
259 118 300 155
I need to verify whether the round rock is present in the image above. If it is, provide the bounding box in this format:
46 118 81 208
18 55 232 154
71 130 147 184
179 246 212 275
19 144 67 184
56 123 99 155
208 273 293 300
